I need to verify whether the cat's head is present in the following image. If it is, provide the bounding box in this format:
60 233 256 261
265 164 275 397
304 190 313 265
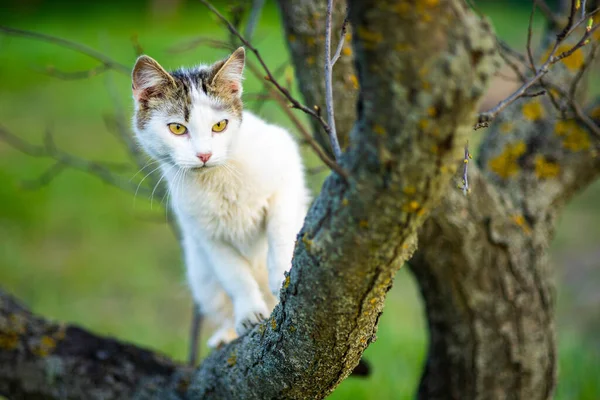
131 47 245 169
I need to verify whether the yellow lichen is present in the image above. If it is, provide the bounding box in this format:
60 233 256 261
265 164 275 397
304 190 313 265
395 43 412 52
0 332 19 350
419 119 430 130
302 233 313 251
284 275 291 289
270 317 277 331
359 220 369 228
32 335 56 357
534 155 560 179
522 101 544 121
511 214 532 235
287 34 296 43
227 352 237 367
373 124 386 135
342 198 349 206
390 3 411 16
427 107 438 117
555 120 590 151
258 323 266 335
403 186 416 195
499 121 514 134
348 74 359 89
289 326 296 333
306 56 315 66
488 141 527 179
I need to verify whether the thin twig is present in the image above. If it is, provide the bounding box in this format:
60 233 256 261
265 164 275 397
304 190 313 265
0 126 145 195
461 142 472 196
527 2 538 74
244 0 265 42
475 4 599 129
331 17 349 66
324 0 342 160
0 26 129 74
35 64 110 80
188 305 202 366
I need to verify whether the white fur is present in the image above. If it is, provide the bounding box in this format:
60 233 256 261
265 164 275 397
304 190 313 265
133 70 309 347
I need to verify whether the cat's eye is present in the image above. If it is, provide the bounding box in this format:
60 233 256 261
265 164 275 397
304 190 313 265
168 123 187 135
212 119 228 133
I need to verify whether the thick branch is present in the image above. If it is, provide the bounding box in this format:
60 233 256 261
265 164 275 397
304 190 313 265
0 289 190 400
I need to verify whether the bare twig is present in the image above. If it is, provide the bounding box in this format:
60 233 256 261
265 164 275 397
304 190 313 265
0 126 146 195
244 0 265 42
188 305 203 366
0 26 129 75
475 3 599 129
461 142 472 196
324 0 342 160
331 17 349 66
35 64 110 80
527 2 538 74
535 0 561 25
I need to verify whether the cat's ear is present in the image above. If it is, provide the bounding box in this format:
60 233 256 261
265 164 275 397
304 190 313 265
210 47 245 98
132 55 175 101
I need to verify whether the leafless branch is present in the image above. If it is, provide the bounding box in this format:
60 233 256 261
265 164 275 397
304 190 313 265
0 26 129 75
460 142 472 196
0 126 147 195
475 3 600 130
331 16 349 67
244 0 266 42
324 0 342 160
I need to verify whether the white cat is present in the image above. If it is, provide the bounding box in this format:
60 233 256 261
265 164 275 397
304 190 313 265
131 47 310 348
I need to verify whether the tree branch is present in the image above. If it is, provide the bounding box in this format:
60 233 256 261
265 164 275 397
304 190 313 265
0 288 190 400
0 26 129 75
324 0 342 160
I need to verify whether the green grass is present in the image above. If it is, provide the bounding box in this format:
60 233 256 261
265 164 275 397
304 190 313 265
1 3 599 399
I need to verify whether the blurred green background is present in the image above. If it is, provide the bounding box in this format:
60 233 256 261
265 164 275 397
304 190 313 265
1 1 599 399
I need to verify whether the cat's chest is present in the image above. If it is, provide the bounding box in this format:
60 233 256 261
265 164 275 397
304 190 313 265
174 175 269 242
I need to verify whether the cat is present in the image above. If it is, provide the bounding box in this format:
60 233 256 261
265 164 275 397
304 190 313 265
131 47 310 348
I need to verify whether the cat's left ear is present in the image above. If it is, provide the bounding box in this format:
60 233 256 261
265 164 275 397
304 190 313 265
210 47 245 98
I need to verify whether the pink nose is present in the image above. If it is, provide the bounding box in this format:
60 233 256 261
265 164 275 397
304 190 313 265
197 153 212 163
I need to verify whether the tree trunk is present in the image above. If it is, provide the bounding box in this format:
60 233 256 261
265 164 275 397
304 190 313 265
410 168 557 399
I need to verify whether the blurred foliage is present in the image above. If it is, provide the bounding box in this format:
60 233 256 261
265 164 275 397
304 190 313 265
0 1 599 399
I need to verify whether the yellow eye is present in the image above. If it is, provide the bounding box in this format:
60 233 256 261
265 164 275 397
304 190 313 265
212 119 228 133
168 123 187 135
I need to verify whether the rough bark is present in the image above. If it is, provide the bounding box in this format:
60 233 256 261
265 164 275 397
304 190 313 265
0 289 190 400
1 1 495 399
410 29 600 400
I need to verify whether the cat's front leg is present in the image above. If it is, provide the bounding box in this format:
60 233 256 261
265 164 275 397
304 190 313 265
202 239 270 336
266 193 304 298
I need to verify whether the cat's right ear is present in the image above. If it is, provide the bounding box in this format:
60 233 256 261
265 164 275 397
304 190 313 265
132 56 175 101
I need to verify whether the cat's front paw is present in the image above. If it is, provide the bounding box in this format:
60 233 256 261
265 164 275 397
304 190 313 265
207 324 237 349
234 300 269 336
